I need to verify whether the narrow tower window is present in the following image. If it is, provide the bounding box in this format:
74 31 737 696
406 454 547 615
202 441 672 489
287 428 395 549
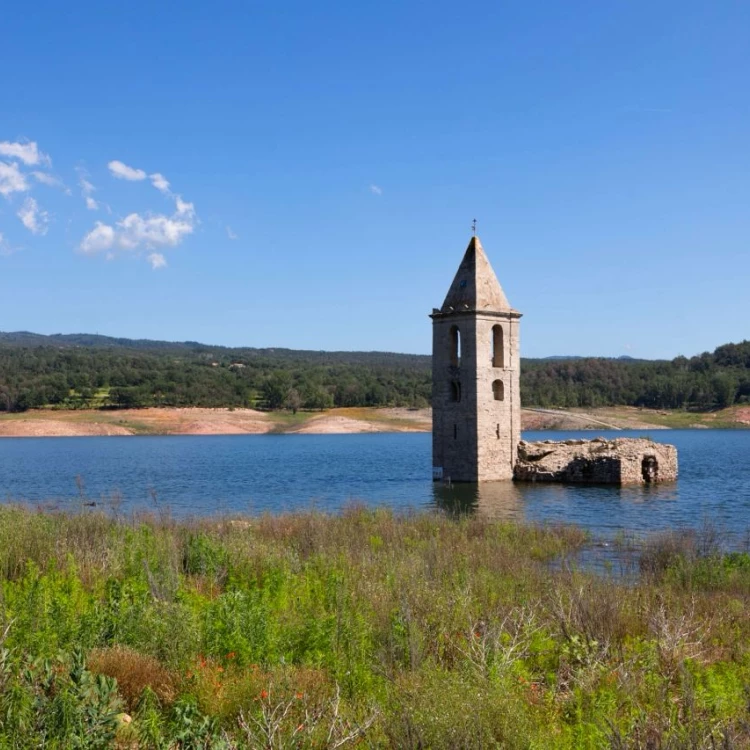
492 325 504 368
450 381 461 402
449 325 461 367
492 379 504 401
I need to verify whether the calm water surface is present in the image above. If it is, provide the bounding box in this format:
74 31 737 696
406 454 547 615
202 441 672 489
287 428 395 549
0 430 748 539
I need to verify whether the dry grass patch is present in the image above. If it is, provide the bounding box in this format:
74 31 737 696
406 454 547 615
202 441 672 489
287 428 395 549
88 646 177 710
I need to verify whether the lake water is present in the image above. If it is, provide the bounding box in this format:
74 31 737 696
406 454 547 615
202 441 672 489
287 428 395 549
0 430 749 540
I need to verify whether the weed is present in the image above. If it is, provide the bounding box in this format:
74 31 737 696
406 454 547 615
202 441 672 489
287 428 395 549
0 505 748 746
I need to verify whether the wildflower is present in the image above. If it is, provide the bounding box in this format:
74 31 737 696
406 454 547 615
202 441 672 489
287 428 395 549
260 689 268 700
296 692 304 700
217 666 224 673
226 652 236 660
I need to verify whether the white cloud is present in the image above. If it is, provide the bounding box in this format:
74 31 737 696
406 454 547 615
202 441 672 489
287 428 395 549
175 196 194 216
31 171 63 188
0 140 50 167
226 226 238 240
369 184 383 196
80 221 116 254
79 195 197 267
17 197 49 235
147 252 167 270
0 161 29 196
0 233 17 257
108 160 147 181
150 173 170 193
118 211 194 248
80 162 197 267
77 172 100 210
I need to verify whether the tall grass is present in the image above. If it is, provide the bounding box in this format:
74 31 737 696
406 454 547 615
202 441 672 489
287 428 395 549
0 505 749 747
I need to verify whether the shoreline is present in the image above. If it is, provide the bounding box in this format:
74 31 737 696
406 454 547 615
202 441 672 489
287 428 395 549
0 404 747 437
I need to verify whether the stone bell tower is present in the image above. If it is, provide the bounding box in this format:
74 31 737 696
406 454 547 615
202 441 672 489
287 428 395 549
430 234 522 482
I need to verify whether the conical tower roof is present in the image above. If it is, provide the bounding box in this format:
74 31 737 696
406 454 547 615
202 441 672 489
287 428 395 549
440 235 512 313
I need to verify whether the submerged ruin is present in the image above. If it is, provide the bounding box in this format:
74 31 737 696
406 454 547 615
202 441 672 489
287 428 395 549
514 437 678 485
431 233 678 487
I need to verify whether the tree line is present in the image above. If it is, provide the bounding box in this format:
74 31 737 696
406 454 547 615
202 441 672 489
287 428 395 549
0 332 748 413
522 341 750 409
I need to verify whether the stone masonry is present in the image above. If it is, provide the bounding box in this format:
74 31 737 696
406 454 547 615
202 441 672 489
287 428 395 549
431 235 521 482
514 437 678 485
430 233 678 486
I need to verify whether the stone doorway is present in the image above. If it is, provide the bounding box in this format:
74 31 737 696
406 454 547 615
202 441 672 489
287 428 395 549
641 456 658 483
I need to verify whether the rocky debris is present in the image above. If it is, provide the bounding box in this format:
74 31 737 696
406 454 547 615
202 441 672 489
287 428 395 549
514 437 678 485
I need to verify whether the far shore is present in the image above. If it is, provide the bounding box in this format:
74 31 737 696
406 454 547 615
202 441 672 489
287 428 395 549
0 404 748 437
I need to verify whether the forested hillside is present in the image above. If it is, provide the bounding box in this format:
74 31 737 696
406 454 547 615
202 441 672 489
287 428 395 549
0 333 432 412
0 332 748 412
523 340 750 409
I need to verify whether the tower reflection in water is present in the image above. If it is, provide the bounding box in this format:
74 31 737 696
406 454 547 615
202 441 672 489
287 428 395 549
432 480 526 520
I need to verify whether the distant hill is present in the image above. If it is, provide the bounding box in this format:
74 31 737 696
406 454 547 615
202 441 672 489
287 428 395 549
0 331 748 413
538 354 650 362
0 331 431 366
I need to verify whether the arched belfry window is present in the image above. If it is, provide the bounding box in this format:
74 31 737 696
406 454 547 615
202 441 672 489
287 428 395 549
492 325 504 368
492 379 504 401
449 325 461 367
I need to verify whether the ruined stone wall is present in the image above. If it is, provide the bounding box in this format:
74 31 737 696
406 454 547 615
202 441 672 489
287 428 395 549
514 437 678 485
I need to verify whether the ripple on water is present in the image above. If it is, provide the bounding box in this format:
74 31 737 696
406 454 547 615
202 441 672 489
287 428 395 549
0 430 748 540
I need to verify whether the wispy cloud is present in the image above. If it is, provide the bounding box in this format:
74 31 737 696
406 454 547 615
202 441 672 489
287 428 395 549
77 170 100 211
0 161 29 196
147 252 167 270
150 173 170 193
369 184 383 196
175 196 194 216
31 171 64 189
226 226 238 240
17 197 49 235
0 140 51 167
0 141 205 270
108 160 147 181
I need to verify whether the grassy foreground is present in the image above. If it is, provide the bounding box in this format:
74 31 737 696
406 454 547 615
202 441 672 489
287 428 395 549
1 508 750 747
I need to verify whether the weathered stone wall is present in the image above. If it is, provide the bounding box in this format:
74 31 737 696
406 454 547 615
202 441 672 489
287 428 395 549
474 313 521 481
432 310 522 482
514 437 678 485
432 314 479 482
431 234 523 483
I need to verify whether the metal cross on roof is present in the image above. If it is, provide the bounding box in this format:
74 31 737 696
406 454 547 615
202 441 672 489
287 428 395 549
471 218 477 235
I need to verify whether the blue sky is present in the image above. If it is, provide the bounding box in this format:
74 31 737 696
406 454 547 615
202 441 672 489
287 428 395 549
1 1 748 358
